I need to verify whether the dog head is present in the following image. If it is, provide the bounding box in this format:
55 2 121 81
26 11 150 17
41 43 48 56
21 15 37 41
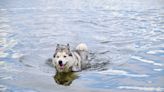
53 44 73 72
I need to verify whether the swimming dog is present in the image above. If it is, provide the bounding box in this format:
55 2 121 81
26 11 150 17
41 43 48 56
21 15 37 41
52 43 89 72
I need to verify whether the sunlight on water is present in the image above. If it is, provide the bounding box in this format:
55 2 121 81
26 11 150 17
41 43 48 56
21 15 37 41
153 68 163 72
97 69 149 77
0 0 163 92
118 86 164 92
147 50 164 55
131 56 163 66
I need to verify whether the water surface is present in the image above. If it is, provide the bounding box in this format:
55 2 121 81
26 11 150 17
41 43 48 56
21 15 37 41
0 0 164 92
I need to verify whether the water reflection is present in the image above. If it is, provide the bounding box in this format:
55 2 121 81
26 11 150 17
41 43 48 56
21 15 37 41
53 72 79 86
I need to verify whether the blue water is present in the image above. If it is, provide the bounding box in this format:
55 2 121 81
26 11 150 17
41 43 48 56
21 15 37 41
0 0 164 92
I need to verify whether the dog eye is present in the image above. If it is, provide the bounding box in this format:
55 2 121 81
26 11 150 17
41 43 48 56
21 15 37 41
64 56 67 58
69 53 72 56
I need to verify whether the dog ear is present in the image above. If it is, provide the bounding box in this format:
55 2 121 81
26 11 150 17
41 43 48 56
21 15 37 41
56 44 60 51
67 43 69 46
53 53 56 57
66 43 70 50
56 44 59 48
54 44 60 57
66 44 72 56
69 53 72 56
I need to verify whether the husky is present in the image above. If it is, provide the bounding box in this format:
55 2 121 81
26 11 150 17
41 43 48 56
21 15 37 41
52 43 89 72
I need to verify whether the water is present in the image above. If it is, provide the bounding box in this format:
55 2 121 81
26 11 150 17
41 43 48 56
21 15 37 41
0 0 164 92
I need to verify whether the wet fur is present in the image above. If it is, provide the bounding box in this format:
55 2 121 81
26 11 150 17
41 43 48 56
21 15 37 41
52 43 88 72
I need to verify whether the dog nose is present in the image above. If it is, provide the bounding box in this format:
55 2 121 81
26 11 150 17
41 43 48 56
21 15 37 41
58 60 62 65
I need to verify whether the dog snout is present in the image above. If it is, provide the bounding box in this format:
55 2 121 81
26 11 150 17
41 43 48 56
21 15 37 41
58 60 63 65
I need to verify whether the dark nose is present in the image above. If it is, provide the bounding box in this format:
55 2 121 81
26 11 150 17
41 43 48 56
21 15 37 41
58 60 62 65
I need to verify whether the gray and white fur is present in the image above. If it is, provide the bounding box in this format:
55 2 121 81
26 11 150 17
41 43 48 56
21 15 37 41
52 43 89 72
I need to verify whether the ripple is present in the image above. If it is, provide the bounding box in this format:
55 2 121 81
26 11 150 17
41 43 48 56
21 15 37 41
74 20 109 28
97 69 149 77
3 39 17 49
0 24 10 29
0 61 5 65
147 50 164 54
0 75 12 80
131 56 163 66
118 86 164 92
0 61 21 72
100 40 111 44
0 52 9 58
11 53 23 59
0 31 9 37
153 69 163 72
0 38 17 50
0 85 8 92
